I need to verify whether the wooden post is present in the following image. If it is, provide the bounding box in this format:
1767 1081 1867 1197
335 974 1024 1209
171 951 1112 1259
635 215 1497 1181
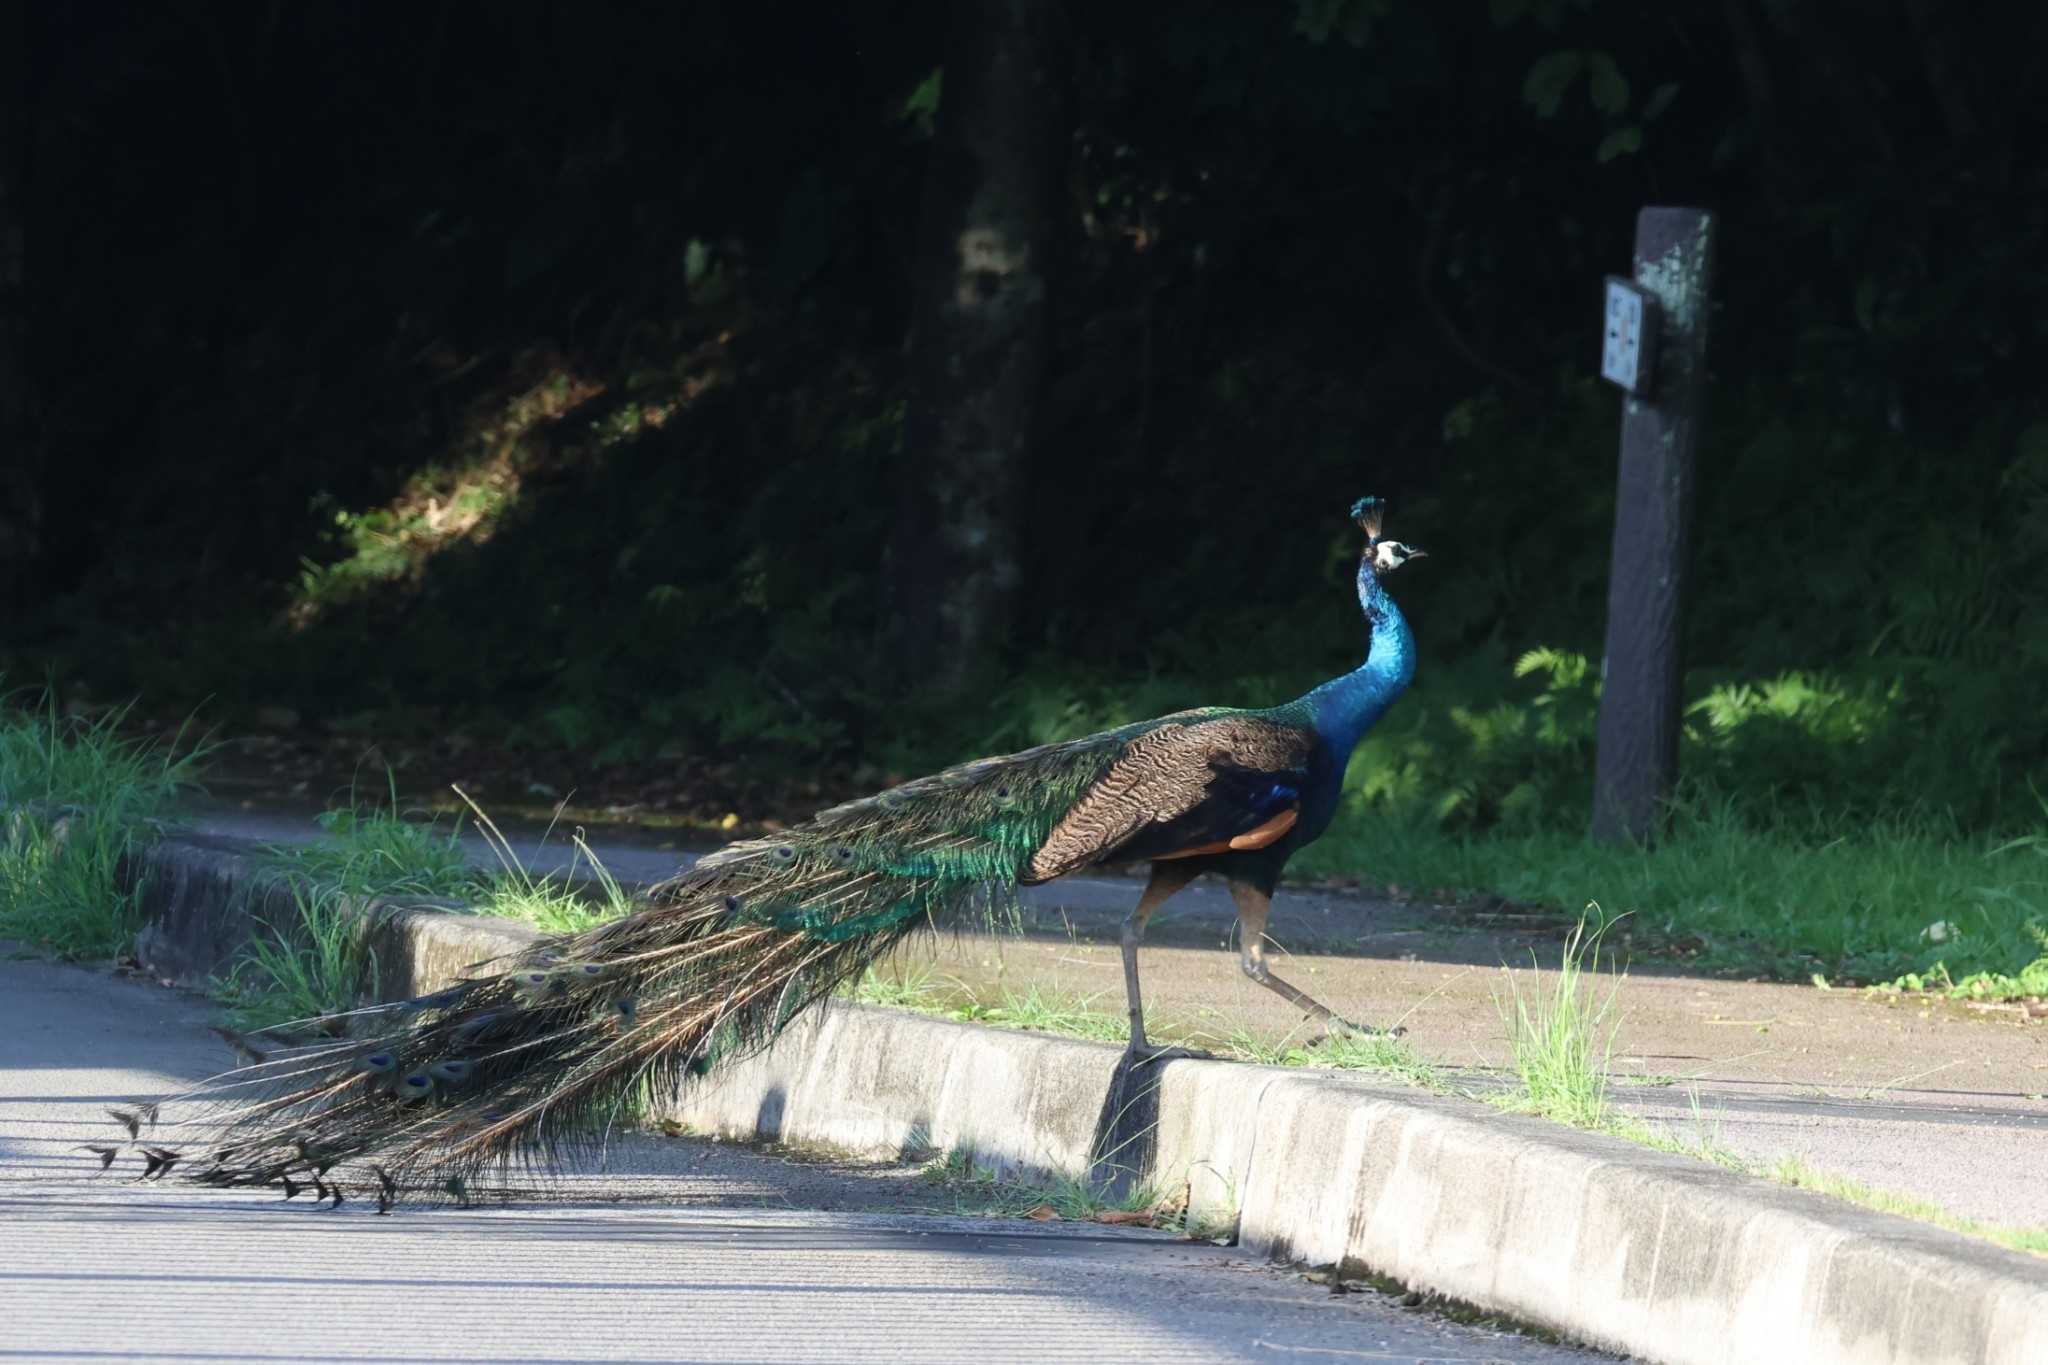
1590 207 1716 844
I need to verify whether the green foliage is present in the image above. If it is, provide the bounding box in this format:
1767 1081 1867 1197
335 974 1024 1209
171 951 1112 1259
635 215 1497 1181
473 834 637 936
261 789 638 938
1522 51 1585 118
1292 0 1386 48
213 884 374 1033
262 793 483 902
459 794 639 935
0 693 207 958
899 67 942 138
1301 789 2048 997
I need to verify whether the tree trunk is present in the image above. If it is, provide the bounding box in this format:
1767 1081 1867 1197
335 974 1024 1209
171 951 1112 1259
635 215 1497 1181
886 0 1064 694
0 0 37 612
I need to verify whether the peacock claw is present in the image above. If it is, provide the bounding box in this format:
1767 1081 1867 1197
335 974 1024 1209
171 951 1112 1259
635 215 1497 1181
1325 1017 1405 1042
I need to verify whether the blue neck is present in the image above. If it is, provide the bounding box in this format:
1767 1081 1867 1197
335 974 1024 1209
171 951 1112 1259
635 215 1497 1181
1304 558 1417 758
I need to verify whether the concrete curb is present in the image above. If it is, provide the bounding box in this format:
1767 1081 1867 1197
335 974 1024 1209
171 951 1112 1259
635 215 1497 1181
124 828 484 993
125 830 2048 1365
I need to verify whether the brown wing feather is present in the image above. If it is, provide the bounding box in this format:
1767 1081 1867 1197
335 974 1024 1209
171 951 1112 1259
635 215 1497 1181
1023 715 1312 882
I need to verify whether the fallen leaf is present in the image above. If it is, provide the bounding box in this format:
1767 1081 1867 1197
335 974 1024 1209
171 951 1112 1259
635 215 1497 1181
1092 1209 1155 1226
1023 1204 1060 1221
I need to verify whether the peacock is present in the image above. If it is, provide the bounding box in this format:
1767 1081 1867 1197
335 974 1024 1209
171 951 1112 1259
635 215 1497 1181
114 496 1424 1206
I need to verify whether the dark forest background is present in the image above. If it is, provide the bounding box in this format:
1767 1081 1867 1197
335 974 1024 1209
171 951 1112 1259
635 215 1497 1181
3 0 2045 843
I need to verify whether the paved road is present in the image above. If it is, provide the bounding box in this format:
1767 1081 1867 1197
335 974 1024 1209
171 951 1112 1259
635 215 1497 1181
0 954 1610 1365
181 803 2048 1231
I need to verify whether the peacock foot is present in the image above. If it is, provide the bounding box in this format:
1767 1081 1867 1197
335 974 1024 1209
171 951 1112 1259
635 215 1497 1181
1324 1016 1406 1043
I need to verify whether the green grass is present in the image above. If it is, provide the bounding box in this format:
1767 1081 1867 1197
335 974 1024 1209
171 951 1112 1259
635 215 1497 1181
1208 1022 1446 1089
847 972 1134 1044
262 786 483 901
916 1144 1178 1227
843 970 1446 1088
457 790 637 934
0 692 209 957
949 983 1133 1044
1768 1155 2048 1258
226 789 634 1032
1619 1087 1749 1171
846 963 946 1009
1300 789 2048 1001
474 851 631 934
263 785 637 937
1490 916 1624 1129
212 883 374 1033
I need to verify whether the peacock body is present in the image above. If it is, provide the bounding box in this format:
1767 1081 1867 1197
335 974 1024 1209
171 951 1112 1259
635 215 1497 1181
124 497 1424 1205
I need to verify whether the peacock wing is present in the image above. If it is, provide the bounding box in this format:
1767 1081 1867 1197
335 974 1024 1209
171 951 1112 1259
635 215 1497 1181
1021 714 1314 882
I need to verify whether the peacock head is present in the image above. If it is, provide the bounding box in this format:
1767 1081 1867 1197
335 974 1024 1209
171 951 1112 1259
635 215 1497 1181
1351 496 1427 576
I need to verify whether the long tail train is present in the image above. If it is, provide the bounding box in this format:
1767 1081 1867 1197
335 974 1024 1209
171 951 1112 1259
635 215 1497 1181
119 733 1125 1208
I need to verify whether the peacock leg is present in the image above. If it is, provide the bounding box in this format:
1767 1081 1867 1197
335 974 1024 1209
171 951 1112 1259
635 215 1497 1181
1227 878 1403 1040
1121 860 1202 1054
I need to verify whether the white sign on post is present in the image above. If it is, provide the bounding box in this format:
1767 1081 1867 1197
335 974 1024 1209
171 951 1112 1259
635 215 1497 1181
1600 276 1658 396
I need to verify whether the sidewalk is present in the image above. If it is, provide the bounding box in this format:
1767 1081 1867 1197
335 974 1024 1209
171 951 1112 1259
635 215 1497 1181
177 799 2048 1231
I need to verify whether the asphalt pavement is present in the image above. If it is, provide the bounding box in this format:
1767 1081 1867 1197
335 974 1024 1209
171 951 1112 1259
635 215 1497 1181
0 952 1613 1365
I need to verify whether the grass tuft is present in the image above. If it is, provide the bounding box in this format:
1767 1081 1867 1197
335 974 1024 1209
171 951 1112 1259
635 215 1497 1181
213 883 375 1033
917 1144 1176 1226
0 692 209 958
456 789 638 934
845 964 944 1009
953 983 1132 1044
261 782 482 901
1491 914 1624 1128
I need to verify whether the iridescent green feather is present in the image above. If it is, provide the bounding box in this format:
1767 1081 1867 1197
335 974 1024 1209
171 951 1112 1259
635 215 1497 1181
145 712 1198 1202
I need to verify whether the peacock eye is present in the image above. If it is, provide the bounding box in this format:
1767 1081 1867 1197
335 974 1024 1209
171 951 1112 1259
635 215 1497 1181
829 844 855 865
771 845 797 863
722 894 743 913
